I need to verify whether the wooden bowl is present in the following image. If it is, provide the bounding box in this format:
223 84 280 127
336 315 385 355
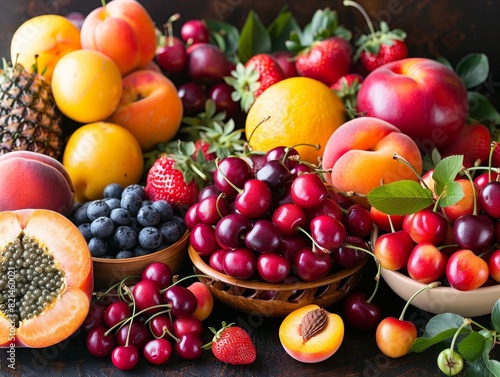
381 268 500 317
188 245 367 317
92 230 190 291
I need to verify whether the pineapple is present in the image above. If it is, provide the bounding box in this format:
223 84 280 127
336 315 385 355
0 60 64 158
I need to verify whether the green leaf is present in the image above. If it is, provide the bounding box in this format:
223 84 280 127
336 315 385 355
468 91 500 126
436 56 453 70
491 298 500 332
205 19 240 59
455 53 489 89
432 155 464 205
367 180 433 215
410 313 466 353
267 6 301 52
459 331 490 362
238 10 272 64
464 331 498 377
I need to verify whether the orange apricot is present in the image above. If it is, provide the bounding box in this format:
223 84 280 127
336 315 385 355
278 304 344 363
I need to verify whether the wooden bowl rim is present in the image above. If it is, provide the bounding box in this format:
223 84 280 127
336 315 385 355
188 244 367 291
92 230 190 264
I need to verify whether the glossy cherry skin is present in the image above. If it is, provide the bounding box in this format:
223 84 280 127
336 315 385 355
172 316 204 337
290 173 328 209
244 219 282 253
184 203 201 230
342 291 381 331
115 321 151 350
488 249 500 283
209 249 227 273
406 242 447 283
369 206 405 232
272 203 307 236
111 345 140 370
181 19 210 44
222 247 257 279
86 326 116 357
376 317 417 358
256 159 292 188
208 81 239 119
305 197 343 222
235 179 272 219
293 247 333 281
177 82 206 115
82 302 106 333
479 181 500 219
156 36 188 74
265 145 300 169
163 285 198 317
189 222 218 257
373 230 415 271
453 214 495 252
257 252 291 283
174 333 204 360
143 338 172 365
403 208 448 245
446 249 489 291
141 262 172 290
148 314 173 339
215 213 251 249
131 279 163 314
474 171 500 189
196 194 231 225
104 301 131 328
310 215 347 251
331 236 369 269
214 156 253 198
342 204 374 239
278 234 310 261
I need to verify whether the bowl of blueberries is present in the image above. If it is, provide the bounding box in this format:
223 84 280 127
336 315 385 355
69 182 189 290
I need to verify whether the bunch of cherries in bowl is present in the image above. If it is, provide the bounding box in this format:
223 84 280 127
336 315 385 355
186 145 374 285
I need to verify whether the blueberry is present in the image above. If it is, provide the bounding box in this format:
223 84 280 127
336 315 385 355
171 215 187 235
128 217 142 235
152 200 174 222
115 250 134 259
113 226 137 250
110 208 132 225
88 237 107 257
87 200 111 221
120 193 142 216
133 245 151 257
158 221 181 244
122 184 145 199
105 197 122 211
78 223 93 242
137 205 161 227
142 199 154 207
90 216 115 238
138 227 163 250
72 202 90 225
103 183 124 199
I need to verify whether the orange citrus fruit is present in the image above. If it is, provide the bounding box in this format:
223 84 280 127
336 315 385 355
245 77 346 164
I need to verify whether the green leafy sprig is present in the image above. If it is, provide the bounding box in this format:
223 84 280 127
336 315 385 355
409 299 500 376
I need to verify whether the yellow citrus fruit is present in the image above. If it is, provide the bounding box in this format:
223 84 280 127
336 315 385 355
62 122 143 203
51 49 122 124
10 14 81 81
245 77 346 164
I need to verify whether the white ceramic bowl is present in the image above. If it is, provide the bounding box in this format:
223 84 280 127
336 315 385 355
380 268 500 317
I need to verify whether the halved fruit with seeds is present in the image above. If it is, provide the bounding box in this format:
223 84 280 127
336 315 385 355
0 209 93 348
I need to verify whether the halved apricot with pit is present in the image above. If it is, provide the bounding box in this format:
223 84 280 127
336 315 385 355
278 304 345 363
0 209 93 348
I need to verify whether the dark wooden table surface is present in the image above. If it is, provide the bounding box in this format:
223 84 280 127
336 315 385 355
3 259 498 377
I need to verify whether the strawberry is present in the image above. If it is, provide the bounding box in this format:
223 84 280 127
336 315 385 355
144 142 211 209
225 53 286 112
330 73 363 117
286 8 353 87
345 1 407 72
440 123 492 167
208 322 256 365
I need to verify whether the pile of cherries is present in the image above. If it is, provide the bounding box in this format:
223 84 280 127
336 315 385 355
83 262 207 371
186 146 374 285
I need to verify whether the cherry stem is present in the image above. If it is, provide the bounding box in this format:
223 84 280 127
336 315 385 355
214 157 243 194
160 273 212 294
399 281 440 321
296 226 330 254
392 152 428 189
449 319 471 352
164 13 181 46
122 285 135 347
343 0 377 37
100 0 110 18
462 167 479 216
246 116 271 144
488 141 498 182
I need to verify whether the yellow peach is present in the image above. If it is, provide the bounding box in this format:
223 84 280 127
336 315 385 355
10 14 81 81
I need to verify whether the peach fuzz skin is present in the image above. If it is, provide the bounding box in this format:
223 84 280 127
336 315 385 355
322 117 422 207
0 151 75 217
279 304 344 363
110 69 183 151
80 0 157 76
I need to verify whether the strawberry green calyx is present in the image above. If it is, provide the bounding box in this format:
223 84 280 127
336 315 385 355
224 62 260 112
285 7 352 54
